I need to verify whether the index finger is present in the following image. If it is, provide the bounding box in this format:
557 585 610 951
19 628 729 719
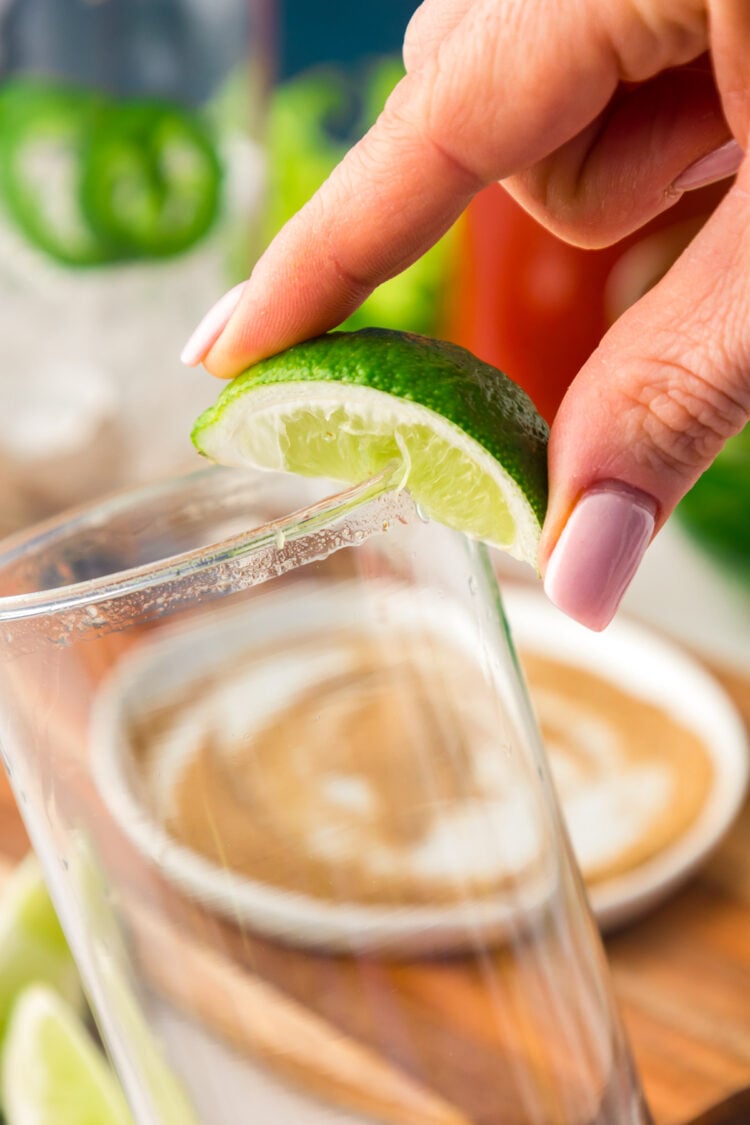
201 0 705 377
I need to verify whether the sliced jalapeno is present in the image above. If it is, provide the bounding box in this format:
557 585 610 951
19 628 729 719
81 100 222 259
0 80 222 265
0 80 116 266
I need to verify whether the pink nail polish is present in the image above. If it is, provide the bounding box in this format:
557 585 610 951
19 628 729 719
543 482 657 632
180 281 247 367
672 139 743 192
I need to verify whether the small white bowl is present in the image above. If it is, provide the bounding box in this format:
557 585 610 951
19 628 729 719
91 583 553 956
503 586 749 931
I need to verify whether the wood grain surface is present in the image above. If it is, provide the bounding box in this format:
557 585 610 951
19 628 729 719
607 653 750 1124
0 649 748 1124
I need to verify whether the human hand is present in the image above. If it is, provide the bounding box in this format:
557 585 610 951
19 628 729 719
181 0 749 630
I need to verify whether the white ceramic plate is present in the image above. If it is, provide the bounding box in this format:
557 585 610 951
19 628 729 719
91 580 748 951
503 586 749 931
90 583 554 957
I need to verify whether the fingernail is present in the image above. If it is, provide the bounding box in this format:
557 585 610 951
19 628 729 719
180 281 246 367
673 139 743 192
543 481 657 632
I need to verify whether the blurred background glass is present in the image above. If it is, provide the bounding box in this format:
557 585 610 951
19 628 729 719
0 0 272 531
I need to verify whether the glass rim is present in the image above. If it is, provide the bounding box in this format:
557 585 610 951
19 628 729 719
0 464 403 622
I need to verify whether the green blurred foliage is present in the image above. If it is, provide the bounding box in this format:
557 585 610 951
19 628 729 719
677 423 750 587
266 57 456 335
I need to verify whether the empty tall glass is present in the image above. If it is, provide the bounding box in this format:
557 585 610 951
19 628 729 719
0 466 652 1124
0 0 271 528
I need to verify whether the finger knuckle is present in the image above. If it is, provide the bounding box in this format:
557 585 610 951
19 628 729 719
375 75 484 192
402 1 430 72
602 1 707 80
624 349 749 477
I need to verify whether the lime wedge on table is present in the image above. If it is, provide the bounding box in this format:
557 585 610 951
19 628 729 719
192 329 549 567
0 855 80 1043
2 985 133 1125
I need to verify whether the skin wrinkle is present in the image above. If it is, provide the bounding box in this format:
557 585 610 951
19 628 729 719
710 256 750 375
600 0 708 80
402 0 477 73
416 127 485 197
377 83 482 214
383 75 485 195
415 27 485 151
414 0 615 183
530 118 610 232
528 142 638 245
317 100 474 285
615 354 750 478
322 241 375 308
678 213 750 374
509 66 730 245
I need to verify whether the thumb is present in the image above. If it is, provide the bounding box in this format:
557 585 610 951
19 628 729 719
541 157 750 630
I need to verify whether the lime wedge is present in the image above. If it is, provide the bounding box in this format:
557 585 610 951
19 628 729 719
2 985 133 1125
0 855 81 1044
192 329 549 567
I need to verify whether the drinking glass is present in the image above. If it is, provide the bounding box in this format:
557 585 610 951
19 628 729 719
0 0 271 529
0 465 653 1124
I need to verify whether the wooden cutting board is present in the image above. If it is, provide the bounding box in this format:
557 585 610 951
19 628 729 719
607 655 750 1125
0 651 747 1125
